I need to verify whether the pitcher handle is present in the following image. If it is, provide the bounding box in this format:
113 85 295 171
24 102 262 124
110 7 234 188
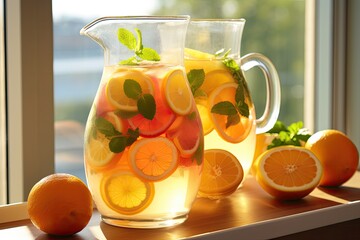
241 53 281 134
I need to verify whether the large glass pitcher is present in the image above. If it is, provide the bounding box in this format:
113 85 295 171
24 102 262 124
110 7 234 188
185 19 281 199
80 16 203 228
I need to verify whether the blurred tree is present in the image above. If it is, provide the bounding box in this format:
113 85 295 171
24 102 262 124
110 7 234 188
154 0 305 125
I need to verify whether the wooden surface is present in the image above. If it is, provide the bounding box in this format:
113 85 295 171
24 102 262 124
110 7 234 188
0 172 359 240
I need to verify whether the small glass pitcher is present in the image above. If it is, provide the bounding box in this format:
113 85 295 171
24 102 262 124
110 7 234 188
81 16 203 228
185 19 281 198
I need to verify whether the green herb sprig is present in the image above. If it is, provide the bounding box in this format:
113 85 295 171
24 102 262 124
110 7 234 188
94 117 139 153
186 48 250 129
267 121 312 149
123 79 156 120
117 28 160 65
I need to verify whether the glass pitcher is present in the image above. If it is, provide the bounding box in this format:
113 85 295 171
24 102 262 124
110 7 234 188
80 16 203 228
185 19 281 199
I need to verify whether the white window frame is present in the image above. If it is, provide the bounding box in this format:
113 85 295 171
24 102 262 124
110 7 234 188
4 0 54 204
1 0 359 205
0 0 6 205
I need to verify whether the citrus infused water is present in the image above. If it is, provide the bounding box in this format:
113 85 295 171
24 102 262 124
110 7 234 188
84 63 203 227
184 49 256 197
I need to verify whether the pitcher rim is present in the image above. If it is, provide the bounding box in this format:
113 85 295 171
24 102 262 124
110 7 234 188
80 15 190 35
190 18 246 23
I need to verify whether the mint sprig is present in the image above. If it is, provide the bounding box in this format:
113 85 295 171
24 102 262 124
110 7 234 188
117 28 160 64
267 121 312 149
123 79 156 120
94 116 140 153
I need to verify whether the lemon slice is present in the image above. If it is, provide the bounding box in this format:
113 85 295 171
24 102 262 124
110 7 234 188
184 48 215 60
198 149 244 199
196 101 214 135
129 137 179 182
101 171 154 215
85 112 124 168
202 69 235 95
106 70 154 111
163 69 193 116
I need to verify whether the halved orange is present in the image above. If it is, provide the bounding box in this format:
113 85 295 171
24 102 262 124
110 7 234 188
101 171 154 215
128 137 179 182
163 69 193 116
208 82 253 143
198 149 244 199
255 146 323 200
106 69 154 111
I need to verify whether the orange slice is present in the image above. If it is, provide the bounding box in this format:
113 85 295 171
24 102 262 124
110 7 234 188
255 146 323 200
128 137 179 182
163 69 193 116
202 69 235 96
198 149 244 199
196 101 214 135
208 82 253 143
101 171 154 215
106 69 154 111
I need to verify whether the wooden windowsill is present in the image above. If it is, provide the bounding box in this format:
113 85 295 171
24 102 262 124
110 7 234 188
0 172 359 240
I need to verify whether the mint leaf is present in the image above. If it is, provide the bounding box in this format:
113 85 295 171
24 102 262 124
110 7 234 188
226 114 240 128
109 136 127 153
117 27 160 64
95 117 120 137
117 28 137 51
211 101 237 115
134 28 143 53
187 69 205 95
138 94 156 120
126 128 140 146
236 102 249 118
124 79 142 100
267 121 287 134
193 89 207 98
115 109 138 119
267 121 312 149
192 138 204 165
138 47 161 61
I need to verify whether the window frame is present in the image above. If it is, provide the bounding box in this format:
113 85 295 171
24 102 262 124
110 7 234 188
1 0 359 205
5 0 54 203
0 0 6 205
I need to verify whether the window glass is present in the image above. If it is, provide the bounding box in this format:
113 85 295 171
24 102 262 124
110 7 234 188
53 0 305 182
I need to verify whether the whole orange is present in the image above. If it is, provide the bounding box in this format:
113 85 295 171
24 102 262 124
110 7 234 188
27 173 93 236
305 129 359 187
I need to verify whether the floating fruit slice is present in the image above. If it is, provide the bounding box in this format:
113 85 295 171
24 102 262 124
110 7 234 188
128 94 176 137
106 70 154 111
196 101 214 135
202 69 235 96
85 112 125 169
128 137 178 182
163 69 193 116
172 116 201 158
101 171 154 215
184 48 215 60
198 149 244 199
255 146 323 200
208 82 252 143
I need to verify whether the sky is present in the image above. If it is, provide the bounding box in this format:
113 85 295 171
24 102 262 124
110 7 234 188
52 0 159 20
